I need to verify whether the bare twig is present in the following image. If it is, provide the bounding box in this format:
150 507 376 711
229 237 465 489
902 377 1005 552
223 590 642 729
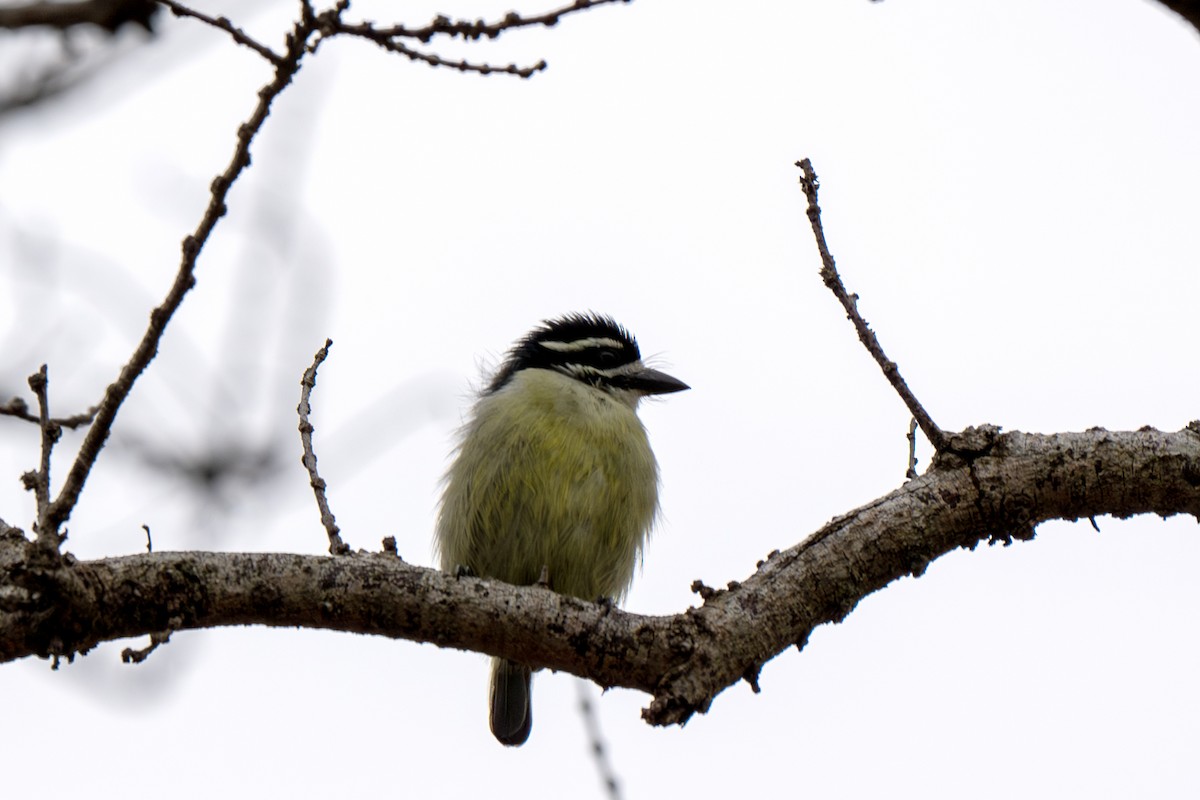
19 0 632 539
20 366 65 552
795 158 950 452
1 397 98 430
157 0 286 66
325 0 627 77
358 36 546 78
0 0 157 32
906 417 918 479
334 0 628 43
120 622 176 663
30 368 54 512
576 680 624 800
40 15 314 536
298 339 349 556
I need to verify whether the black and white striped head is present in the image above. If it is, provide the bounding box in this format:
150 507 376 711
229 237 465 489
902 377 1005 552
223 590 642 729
486 313 689 399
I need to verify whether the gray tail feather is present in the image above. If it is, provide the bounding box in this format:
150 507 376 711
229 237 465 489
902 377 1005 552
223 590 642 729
489 658 532 746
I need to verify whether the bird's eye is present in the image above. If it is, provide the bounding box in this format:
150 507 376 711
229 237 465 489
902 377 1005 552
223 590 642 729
597 349 618 365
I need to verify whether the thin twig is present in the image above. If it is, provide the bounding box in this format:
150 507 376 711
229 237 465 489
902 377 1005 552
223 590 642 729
906 417 918 479
41 16 314 536
335 0 628 43
0 0 157 33
359 36 546 78
325 0 625 76
298 339 349 556
31 368 53 511
795 158 950 452
1 397 98 430
25 0 631 538
120 620 178 663
157 0 286 66
24 366 64 551
576 680 624 800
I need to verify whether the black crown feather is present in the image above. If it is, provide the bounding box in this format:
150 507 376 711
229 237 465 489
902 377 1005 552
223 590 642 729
486 313 641 394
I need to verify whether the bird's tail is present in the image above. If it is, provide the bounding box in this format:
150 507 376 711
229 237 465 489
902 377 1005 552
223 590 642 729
489 658 532 746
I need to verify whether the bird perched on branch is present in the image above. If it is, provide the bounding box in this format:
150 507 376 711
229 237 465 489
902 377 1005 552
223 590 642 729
435 312 688 746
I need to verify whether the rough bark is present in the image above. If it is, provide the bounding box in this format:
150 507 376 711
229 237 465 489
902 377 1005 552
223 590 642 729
3 425 1197 725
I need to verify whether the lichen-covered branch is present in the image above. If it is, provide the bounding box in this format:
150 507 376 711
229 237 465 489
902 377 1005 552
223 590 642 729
3 426 1196 724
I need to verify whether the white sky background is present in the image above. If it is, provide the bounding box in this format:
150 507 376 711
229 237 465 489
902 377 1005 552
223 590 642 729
1 0 1198 797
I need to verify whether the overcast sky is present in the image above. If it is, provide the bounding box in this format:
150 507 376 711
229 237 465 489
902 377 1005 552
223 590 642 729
2 1 1198 798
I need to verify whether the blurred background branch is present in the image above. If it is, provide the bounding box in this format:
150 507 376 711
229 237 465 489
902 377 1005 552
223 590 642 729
0 0 158 33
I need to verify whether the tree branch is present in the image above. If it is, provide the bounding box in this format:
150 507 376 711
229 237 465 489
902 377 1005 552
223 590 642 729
4 426 1197 723
0 0 157 33
0 396 98 430
297 339 350 555
322 0 632 78
349 35 548 79
332 0 629 44
33 0 626 538
577 680 624 800
797 158 950 453
23 366 63 552
40 14 312 536
905 417 919 479
157 0 285 66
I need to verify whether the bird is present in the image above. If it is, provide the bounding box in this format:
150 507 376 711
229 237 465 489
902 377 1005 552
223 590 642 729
435 312 688 746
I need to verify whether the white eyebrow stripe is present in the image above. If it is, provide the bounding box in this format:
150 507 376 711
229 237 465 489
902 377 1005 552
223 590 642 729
564 359 644 378
539 337 626 353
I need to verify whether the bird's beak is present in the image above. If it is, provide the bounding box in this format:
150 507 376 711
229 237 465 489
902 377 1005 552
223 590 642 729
626 367 690 396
